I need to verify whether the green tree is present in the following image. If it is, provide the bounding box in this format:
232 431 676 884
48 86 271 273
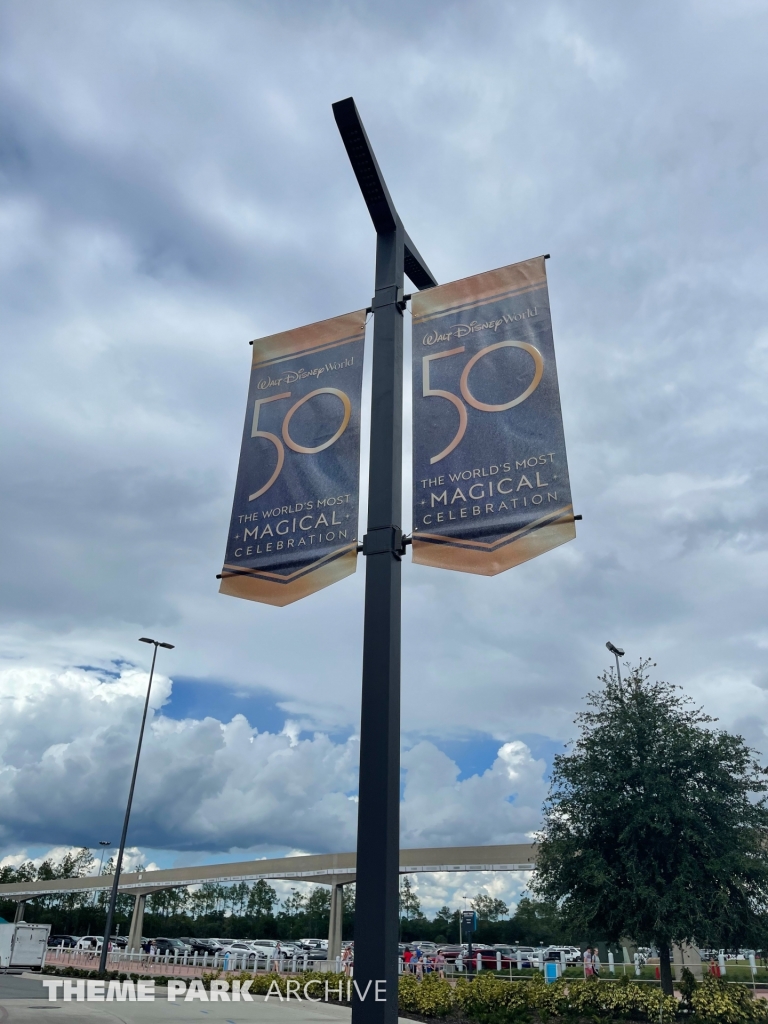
433 905 457 943
509 896 568 945
472 893 508 922
532 660 768 995
399 876 421 920
246 879 278 918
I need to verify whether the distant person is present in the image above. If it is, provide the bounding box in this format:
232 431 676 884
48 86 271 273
593 950 601 978
403 947 413 972
342 945 353 976
584 947 594 978
415 948 424 979
435 951 447 979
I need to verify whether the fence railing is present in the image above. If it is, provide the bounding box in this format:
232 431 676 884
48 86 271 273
44 947 336 976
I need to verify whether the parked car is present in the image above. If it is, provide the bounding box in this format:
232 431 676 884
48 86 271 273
297 940 327 960
110 936 128 949
143 937 191 956
179 937 220 955
544 946 582 964
275 942 305 959
48 934 80 948
221 941 258 963
494 945 535 968
434 945 463 962
204 939 231 952
75 936 103 951
471 948 520 970
510 945 538 964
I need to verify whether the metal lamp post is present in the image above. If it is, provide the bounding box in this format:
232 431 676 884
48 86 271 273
98 637 174 973
93 841 111 907
605 641 625 685
332 98 437 1024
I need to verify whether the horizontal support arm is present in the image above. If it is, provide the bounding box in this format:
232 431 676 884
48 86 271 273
403 230 438 290
333 97 438 291
333 97 398 234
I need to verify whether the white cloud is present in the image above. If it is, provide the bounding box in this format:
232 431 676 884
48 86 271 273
1 0 768 881
0 665 543 859
401 741 547 848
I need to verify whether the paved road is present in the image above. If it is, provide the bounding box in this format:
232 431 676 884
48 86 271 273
0 974 410 1024
0 974 51 999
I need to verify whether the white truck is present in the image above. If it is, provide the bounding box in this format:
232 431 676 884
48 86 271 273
0 923 51 970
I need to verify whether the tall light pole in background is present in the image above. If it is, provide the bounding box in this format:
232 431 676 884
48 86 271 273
93 840 111 907
97 840 111 876
606 641 625 685
98 637 174 973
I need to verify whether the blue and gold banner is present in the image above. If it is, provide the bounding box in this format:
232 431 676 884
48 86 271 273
411 257 575 575
219 310 366 606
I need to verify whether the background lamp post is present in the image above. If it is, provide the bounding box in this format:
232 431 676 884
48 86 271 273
97 840 111 876
606 641 625 686
93 840 111 907
98 637 173 973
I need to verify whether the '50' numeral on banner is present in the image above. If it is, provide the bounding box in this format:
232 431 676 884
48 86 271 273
249 388 351 500
422 340 544 465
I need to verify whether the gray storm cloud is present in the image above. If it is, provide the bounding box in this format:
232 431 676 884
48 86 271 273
1 0 767 858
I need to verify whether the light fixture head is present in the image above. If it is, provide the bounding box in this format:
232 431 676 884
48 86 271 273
606 641 625 657
139 637 154 644
99 841 111 847
158 642 175 650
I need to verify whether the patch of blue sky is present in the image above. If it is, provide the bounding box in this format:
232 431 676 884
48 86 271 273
435 733 561 783
161 676 287 734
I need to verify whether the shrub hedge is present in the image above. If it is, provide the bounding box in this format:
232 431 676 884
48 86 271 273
400 972 768 1024
40 963 768 1022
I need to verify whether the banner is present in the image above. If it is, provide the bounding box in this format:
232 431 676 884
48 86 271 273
411 257 575 575
219 310 366 606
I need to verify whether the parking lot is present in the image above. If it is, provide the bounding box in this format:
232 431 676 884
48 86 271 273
0 972 368 1024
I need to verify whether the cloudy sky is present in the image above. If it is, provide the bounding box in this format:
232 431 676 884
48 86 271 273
2 0 767 914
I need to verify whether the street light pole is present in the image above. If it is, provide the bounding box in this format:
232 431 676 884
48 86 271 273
97 841 111 877
332 97 437 1024
98 637 173 973
606 641 625 686
93 841 111 907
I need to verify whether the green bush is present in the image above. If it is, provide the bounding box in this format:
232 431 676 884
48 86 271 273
409 972 680 1023
454 972 529 1020
399 974 455 1017
690 977 768 1024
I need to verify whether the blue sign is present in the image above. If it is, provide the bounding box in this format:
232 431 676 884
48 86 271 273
545 961 561 984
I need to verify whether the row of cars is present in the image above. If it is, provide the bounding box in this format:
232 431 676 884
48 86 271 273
400 943 583 968
49 933 580 970
48 933 329 962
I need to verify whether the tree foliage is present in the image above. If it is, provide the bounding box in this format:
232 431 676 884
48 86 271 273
472 892 509 922
399 875 422 920
532 659 768 993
